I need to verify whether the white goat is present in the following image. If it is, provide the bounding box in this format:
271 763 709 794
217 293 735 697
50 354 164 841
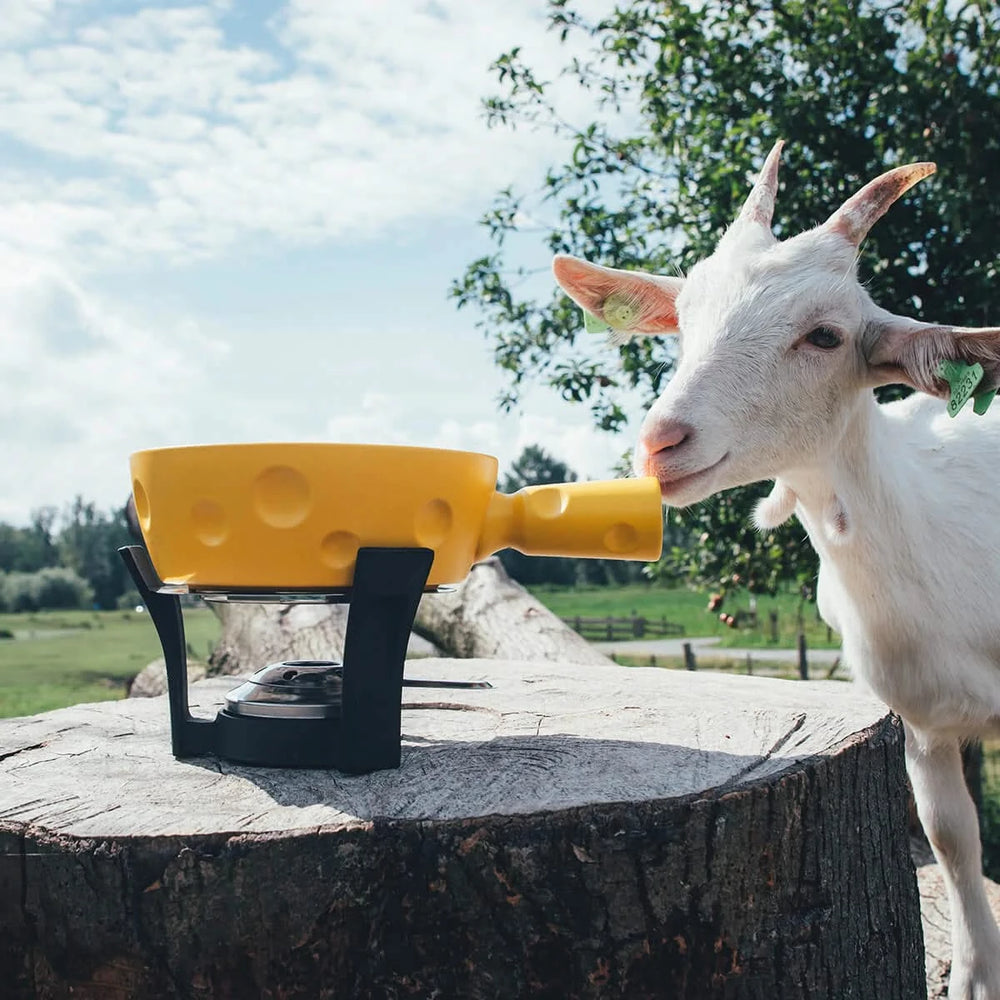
553 141 1000 999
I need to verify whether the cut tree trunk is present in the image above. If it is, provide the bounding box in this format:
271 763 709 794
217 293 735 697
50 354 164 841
917 855 1000 998
412 557 611 664
208 600 351 677
206 557 610 678
0 664 925 1000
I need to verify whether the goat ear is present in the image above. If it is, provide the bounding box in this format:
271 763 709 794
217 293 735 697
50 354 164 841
552 255 683 337
865 311 1000 397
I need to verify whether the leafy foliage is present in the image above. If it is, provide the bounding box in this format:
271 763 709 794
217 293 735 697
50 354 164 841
56 497 133 610
0 497 134 609
0 567 95 612
452 0 1000 594
500 442 577 492
0 509 59 573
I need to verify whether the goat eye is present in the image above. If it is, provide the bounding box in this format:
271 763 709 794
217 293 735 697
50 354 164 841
804 326 842 350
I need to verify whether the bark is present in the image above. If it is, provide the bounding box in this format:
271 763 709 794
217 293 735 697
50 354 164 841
412 557 611 665
128 657 207 698
204 557 610 678
208 601 351 677
0 665 925 1000
917 859 1000 998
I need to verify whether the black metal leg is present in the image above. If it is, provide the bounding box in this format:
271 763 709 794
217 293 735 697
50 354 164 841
118 546 215 757
338 547 434 773
120 544 434 772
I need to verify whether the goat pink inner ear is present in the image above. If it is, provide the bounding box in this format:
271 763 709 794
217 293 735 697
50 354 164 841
866 314 1000 397
551 255 683 335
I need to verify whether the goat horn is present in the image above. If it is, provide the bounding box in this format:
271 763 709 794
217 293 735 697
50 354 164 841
735 140 785 230
824 161 936 245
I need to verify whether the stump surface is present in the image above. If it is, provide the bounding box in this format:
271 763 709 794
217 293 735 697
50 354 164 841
0 662 925 999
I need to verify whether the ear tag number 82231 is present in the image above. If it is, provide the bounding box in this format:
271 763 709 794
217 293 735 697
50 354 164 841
936 359 992 418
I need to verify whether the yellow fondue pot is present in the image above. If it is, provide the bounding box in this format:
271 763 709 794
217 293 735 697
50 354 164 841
130 443 663 591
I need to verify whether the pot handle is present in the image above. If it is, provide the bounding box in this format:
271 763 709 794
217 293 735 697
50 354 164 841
474 477 663 564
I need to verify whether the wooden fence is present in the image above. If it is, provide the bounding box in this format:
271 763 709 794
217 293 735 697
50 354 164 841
562 614 685 641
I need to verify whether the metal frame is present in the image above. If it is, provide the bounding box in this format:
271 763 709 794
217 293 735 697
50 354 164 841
119 544 434 773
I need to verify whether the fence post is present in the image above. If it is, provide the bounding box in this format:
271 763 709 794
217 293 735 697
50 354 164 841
769 611 779 643
683 642 697 671
633 616 644 638
606 616 613 641
797 632 808 680
746 652 753 676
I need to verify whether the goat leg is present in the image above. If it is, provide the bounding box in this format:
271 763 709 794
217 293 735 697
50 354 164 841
905 723 1000 999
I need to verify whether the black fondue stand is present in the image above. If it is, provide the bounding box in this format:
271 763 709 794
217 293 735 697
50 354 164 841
119 545 474 775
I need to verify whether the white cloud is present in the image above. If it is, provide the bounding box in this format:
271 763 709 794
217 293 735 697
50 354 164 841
0 0 59 46
513 411 636 481
0 248 233 521
0 0 602 265
322 389 637 487
0 1 641 524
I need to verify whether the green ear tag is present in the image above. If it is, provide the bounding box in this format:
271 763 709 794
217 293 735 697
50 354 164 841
583 308 610 334
582 292 638 337
936 359 984 417
603 292 638 330
973 386 997 416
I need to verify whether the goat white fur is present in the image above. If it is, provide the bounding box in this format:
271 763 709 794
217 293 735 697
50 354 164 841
553 142 1000 999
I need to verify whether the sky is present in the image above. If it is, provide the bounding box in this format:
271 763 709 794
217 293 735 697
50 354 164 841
0 0 649 526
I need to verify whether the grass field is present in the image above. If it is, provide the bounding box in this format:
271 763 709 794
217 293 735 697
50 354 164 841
0 585 838 720
609 651 837 683
0 607 220 719
529 583 841 650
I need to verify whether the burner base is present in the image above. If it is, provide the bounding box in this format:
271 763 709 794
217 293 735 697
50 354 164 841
119 544 433 774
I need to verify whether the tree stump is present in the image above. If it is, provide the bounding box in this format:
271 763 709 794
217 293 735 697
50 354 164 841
917 856 1000 998
0 664 925 1000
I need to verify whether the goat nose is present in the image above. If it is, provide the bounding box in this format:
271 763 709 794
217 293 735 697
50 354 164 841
640 420 694 455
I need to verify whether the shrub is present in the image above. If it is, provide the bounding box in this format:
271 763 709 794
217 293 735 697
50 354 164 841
1 567 94 611
34 567 94 610
116 589 143 611
2 571 39 612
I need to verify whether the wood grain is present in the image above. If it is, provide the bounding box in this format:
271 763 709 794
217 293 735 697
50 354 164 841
2 662 885 837
0 663 926 999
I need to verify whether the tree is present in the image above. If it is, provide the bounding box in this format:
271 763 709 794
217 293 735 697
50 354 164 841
56 497 133 610
452 0 1000 595
500 443 577 493
0 508 59 574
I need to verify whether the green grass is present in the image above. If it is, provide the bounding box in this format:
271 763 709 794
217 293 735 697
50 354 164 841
609 651 834 683
528 583 841 649
0 607 220 719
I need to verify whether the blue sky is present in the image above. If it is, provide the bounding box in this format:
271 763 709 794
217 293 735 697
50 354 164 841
0 0 641 524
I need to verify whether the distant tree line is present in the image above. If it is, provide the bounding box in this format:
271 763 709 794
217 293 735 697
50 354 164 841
0 498 134 612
